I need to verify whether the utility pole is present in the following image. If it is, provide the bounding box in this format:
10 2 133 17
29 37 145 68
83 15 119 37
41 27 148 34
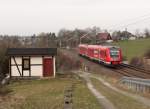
95 29 97 44
125 28 127 40
47 36 50 47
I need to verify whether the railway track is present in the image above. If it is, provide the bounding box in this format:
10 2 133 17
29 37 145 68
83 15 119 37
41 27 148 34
112 64 150 79
121 63 150 75
61 48 150 79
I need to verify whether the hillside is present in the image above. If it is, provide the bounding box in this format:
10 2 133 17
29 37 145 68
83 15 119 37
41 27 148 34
113 38 150 61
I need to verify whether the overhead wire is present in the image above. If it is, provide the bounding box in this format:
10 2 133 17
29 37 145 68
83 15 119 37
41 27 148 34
107 12 150 31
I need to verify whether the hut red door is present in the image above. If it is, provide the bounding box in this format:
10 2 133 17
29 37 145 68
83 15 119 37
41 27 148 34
43 58 53 77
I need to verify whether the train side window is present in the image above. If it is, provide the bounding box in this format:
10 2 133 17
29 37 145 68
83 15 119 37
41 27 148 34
94 50 98 54
100 51 102 56
105 51 107 57
100 50 104 57
101 51 103 55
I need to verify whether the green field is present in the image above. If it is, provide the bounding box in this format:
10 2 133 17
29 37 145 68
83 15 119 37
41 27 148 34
0 78 101 109
113 38 150 61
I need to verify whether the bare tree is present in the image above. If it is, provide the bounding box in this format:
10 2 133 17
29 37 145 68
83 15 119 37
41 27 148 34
144 28 150 38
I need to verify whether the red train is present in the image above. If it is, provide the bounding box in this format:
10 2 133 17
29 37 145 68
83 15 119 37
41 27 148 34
78 44 122 66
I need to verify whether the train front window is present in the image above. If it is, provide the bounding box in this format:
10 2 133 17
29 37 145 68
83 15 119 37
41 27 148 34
110 48 119 58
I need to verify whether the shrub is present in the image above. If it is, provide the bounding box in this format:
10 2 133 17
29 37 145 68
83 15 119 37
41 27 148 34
144 48 150 58
122 55 127 61
56 51 81 72
0 49 9 82
130 57 144 67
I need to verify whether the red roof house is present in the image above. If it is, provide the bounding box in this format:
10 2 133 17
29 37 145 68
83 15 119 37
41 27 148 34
96 33 112 40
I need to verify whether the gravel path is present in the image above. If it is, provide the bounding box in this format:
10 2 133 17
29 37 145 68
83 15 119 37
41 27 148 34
78 72 117 109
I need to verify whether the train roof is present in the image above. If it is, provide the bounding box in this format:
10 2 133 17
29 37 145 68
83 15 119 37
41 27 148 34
79 44 120 49
100 45 120 49
87 45 101 48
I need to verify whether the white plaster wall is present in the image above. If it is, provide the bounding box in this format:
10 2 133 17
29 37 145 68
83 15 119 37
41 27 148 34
30 57 43 76
23 70 30 76
11 57 22 76
31 57 42 64
11 57 43 77
11 56 55 77
11 57 22 65
11 66 22 76
31 66 43 76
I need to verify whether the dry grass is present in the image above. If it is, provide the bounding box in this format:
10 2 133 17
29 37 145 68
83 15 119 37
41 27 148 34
91 78 150 109
92 73 150 99
73 81 102 109
0 77 101 109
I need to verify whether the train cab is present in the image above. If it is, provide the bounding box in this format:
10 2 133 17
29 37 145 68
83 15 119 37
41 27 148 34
108 47 122 65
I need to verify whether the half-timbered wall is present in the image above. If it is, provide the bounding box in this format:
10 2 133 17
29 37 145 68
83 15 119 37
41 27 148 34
10 56 55 77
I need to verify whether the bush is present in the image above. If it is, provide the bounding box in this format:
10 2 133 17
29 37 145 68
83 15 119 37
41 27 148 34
0 54 9 82
122 55 127 61
56 51 81 72
144 48 150 58
130 57 144 67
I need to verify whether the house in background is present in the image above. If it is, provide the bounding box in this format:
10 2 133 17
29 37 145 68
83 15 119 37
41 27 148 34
129 36 136 40
96 33 112 43
7 48 57 78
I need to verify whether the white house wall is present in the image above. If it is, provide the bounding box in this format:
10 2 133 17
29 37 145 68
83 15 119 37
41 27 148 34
11 57 22 65
30 57 43 76
31 66 43 76
23 70 30 76
11 66 22 76
11 56 55 77
31 57 42 64
11 57 22 76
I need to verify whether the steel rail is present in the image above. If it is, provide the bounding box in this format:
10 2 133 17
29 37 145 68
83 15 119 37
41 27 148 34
121 63 150 75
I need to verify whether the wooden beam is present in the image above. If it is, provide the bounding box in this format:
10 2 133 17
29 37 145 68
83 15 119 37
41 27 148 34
22 56 23 77
9 57 11 78
29 56 31 77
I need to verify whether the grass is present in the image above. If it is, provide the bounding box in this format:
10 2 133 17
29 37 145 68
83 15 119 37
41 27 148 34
91 78 150 109
73 81 102 109
113 38 150 61
0 77 101 109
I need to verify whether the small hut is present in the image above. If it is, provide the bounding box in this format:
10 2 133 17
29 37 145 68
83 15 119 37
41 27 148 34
7 48 57 78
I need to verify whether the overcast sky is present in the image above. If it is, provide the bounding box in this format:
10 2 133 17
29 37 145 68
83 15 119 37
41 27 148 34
0 0 150 36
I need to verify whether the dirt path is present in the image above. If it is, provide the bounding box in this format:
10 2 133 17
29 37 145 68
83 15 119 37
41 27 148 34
82 71 150 107
78 72 117 109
